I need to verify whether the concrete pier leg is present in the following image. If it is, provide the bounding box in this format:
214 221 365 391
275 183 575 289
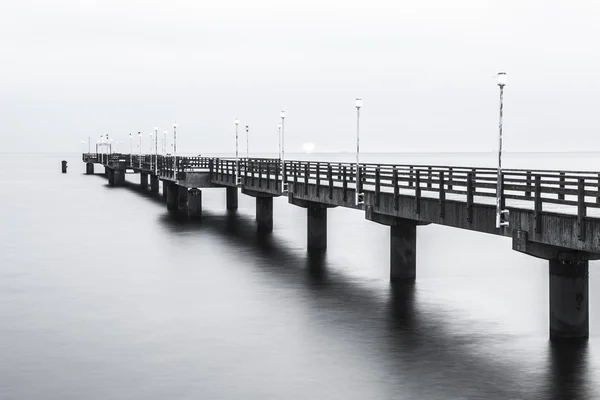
307 205 327 251
256 196 273 233
188 189 202 219
177 185 189 212
140 173 148 189
114 170 125 186
390 222 417 281
108 169 115 186
162 181 168 202
549 258 589 340
226 187 238 210
166 183 178 211
150 175 159 193
86 163 94 175
104 167 109 177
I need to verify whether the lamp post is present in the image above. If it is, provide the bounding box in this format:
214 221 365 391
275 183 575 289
80 140 85 154
496 72 509 229
163 131 167 154
280 111 286 190
129 133 133 166
173 122 177 180
154 127 158 175
278 123 282 160
150 131 154 171
355 98 363 206
245 125 249 159
235 118 239 184
138 132 142 168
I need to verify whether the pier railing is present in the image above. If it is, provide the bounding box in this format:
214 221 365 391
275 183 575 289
82 153 600 223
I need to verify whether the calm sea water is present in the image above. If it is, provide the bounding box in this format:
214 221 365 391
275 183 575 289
1 152 599 400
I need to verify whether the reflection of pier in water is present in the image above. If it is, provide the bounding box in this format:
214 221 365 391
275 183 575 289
83 152 600 341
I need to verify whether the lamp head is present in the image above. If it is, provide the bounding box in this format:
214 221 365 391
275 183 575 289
278 123 282 129
173 122 177 128
234 118 239 125
497 72 507 87
280 111 286 119
355 98 363 108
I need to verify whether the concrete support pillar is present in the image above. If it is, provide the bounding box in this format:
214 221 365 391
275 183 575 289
108 168 115 186
162 181 168 201
114 170 125 186
166 183 177 211
140 173 148 189
256 196 273 233
188 189 202 219
226 187 238 210
307 205 327 251
390 222 417 281
86 163 94 175
549 258 589 340
177 185 189 212
150 175 159 193
104 167 109 177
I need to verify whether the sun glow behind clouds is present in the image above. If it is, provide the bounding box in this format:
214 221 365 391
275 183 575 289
302 143 315 153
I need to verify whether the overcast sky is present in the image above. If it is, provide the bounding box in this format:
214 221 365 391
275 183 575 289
1 0 599 154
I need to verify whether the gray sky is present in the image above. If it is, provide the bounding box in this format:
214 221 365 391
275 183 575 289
1 0 599 154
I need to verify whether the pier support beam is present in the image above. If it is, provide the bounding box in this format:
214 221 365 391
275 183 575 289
390 221 417 281
550 258 589 341
86 163 94 175
256 196 273 233
162 181 168 201
226 187 238 210
166 183 177 211
178 185 189 212
140 173 148 189
104 167 109 177
189 189 202 219
108 168 115 186
307 205 327 251
150 175 159 193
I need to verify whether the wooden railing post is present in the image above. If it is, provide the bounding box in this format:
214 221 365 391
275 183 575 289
328 164 333 200
448 167 453 191
304 163 309 195
258 161 263 188
393 168 399 211
578 178 586 241
558 172 565 200
316 163 320 197
534 175 542 233
427 166 432 189
209 159 213 181
525 171 532 198
415 170 421 214
251 161 255 186
343 165 348 202
294 163 298 194
500 172 506 211
375 167 381 207
466 171 474 223
439 171 445 219
409 166 414 187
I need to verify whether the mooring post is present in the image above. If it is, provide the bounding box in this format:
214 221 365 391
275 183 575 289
150 175 159 193
85 163 94 175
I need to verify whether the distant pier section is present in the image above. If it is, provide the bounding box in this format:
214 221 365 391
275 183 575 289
83 152 600 341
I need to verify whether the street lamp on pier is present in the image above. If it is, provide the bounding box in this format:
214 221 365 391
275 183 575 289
245 125 249 160
235 118 239 185
280 111 287 191
138 132 142 168
496 72 509 229
173 122 177 180
129 133 133 166
355 98 363 207
154 127 158 175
